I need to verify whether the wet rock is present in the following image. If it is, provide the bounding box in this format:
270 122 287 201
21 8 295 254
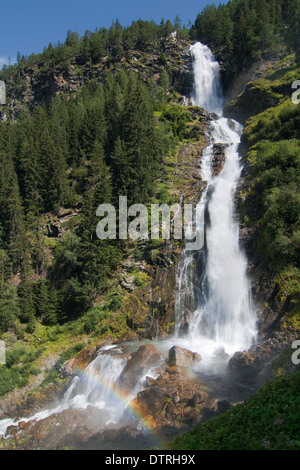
227 350 258 376
118 344 162 393
168 346 201 367
134 365 211 431
227 328 300 386
59 357 77 379
84 424 158 450
0 407 107 450
60 345 100 379
145 376 155 387
227 342 275 379
213 346 230 360
0 379 66 422
212 143 229 176
188 393 205 406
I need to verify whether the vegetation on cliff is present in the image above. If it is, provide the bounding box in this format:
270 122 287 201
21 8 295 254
232 55 300 332
170 369 300 450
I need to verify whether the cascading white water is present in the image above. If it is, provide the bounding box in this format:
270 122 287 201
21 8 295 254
63 349 127 421
190 42 223 114
175 42 257 361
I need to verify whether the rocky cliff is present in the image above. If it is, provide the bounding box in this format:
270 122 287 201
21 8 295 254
2 37 193 121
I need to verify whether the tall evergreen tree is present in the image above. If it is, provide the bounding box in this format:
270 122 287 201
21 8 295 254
286 0 300 64
119 73 161 204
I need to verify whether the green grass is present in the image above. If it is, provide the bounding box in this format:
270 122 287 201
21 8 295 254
170 371 300 450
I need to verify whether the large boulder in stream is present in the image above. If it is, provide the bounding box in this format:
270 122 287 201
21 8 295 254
118 344 162 393
132 365 213 434
168 346 201 367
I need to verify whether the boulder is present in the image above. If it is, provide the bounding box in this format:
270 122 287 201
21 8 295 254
227 350 258 378
133 364 210 430
168 346 201 367
118 344 162 393
59 345 99 378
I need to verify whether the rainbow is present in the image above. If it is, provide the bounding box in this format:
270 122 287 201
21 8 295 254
69 362 164 448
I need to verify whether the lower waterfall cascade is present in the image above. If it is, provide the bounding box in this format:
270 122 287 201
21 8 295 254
0 42 258 439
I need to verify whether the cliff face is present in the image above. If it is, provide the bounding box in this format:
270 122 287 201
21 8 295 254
2 36 214 341
2 38 298 349
223 52 291 123
2 37 193 121
0 38 215 429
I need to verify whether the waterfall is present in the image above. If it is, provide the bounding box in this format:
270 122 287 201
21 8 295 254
190 42 223 114
175 42 257 360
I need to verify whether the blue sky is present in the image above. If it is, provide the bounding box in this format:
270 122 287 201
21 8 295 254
0 0 223 66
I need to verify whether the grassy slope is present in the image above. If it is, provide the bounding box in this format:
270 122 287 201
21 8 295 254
238 54 300 330
170 370 300 450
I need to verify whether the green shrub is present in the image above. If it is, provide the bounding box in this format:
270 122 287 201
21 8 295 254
5 348 26 368
108 296 122 311
83 306 110 333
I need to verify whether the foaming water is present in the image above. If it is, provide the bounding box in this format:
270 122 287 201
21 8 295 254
175 42 257 366
190 42 223 114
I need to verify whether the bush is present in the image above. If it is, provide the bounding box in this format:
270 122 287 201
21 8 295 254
5 348 26 368
83 306 110 333
108 296 122 311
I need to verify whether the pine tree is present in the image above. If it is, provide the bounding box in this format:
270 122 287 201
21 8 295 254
19 281 36 328
119 73 161 204
0 125 28 272
0 285 20 333
105 73 124 157
16 112 44 218
35 280 59 325
287 0 300 64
